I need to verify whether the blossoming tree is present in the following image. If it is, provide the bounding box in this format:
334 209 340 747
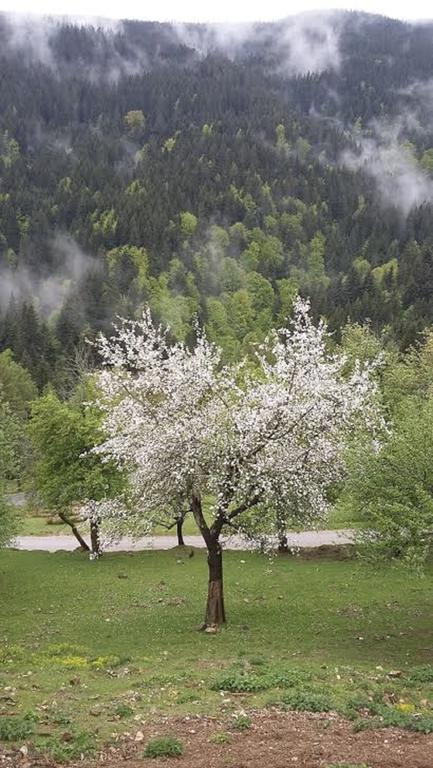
90 299 381 628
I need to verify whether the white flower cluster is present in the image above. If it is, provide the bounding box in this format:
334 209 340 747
89 298 382 541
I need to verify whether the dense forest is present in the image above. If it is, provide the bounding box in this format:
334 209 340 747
2 10 433 390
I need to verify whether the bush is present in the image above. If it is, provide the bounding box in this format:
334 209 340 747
113 702 134 718
177 689 200 704
44 731 95 761
211 672 269 692
0 494 16 549
230 712 251 730
210 666 311 693
0 713 37 741
144 736 183 758
353 707 433 734
278 689 334 713
408 665 433 683
209 731 231 744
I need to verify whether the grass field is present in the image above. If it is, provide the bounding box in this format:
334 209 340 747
1 548 433 760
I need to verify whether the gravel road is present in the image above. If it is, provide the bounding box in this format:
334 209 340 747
11 530 355 552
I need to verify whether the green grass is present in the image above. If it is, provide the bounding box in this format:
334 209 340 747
17 511 72 536
1 549 433 756
17 512 202 537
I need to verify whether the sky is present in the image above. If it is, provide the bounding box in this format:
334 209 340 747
1 0 433 23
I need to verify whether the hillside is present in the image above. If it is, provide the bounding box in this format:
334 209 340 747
2 11 433 388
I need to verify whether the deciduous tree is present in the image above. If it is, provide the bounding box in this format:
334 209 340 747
91 299 380 627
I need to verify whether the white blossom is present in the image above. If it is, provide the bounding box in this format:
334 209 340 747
88 298 382 542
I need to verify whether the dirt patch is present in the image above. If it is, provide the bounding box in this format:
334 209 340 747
3 710 433 768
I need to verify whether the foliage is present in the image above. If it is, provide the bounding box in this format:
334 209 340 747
0 495 16 549
277 689 335 712
123 109 146 133
41 730 95 761
0 393 21 546
28 385 124 549
0 350 37 418
209 731 231 744
144 735 183 758
0 396 25 482
3 14 433 385
0 713 37 741
90 299 380 622
229 711 252 730
211 666 311 693
92 300 380 536
345 397 433 565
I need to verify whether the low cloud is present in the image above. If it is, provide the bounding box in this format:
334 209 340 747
1 12 146 82
1 11 342 81
340 118 433 216
278 12 342 76
0 234 97 315
173 13 342 76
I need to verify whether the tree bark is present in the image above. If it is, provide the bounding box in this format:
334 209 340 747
190 492 226 628
58 511 90 552
90 519 102 558
205 542 226 627
278 533 289 553
276 512 289 553
176 516 185 547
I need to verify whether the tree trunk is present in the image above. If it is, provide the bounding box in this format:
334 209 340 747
176 517 185 547
205 542 226 627
58 511 90 552
278 533 289 553
90 519 102 558
190 492 226 628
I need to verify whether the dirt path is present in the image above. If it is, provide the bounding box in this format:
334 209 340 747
2 711 433 767
11 529 355 552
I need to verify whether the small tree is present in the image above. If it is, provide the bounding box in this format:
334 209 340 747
123 109 146 135
0 397 21 547
343 397 433 566
29 385 123 557
91 299 380 626
0 350 37 420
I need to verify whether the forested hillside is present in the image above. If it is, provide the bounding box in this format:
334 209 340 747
2 10 433 389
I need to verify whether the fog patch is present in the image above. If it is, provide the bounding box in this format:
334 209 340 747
340 118 433 216
278 12 342 76
1 12 146 82
172 12 342 76
0 234 97 315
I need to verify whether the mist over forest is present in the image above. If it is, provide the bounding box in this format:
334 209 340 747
2 10 433 389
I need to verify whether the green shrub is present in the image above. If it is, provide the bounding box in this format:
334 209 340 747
177 689 200 704
0 713 37 741
279 689 334 713
210 666 311 693
408 665 433 683
113 702 134 718
230 712 251 730
51 712 72 726
353 707 433 734
44 731 95 761
211 672 269 692
144 735 183 758
209 731 231 744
